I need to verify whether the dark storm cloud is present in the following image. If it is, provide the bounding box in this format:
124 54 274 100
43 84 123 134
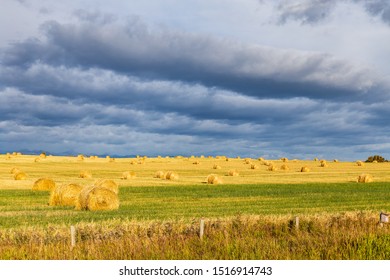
0 62 329 128
275 0 337 24
1 17 384 103
364 0 390 24
1 10 390 160
273 0 390 25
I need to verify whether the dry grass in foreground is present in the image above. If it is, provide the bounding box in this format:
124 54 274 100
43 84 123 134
1 212 390 260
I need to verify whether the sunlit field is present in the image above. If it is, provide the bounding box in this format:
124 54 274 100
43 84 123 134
1 153 390 260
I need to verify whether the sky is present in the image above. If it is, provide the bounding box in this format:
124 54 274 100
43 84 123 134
1 0 390 160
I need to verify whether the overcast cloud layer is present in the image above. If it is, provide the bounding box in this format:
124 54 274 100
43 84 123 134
1 0 390 160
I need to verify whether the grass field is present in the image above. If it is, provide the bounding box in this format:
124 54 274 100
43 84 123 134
1 154 390 259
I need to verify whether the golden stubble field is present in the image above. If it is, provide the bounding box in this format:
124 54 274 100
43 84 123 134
1 154 389 190
1 153 390 260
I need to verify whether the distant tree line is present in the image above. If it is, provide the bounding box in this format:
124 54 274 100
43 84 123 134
365 155 388 162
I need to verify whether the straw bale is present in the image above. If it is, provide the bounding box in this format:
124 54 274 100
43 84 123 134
49 183 83 206
267 165 277 171
32 178 56 191
121 171 136 179
280 164 290 171
93 179 119 194
79 171 92 178
357 174 373 183
154 171 165 179
14 172 27 180
301 166 310 172
75 185 119 211
213 164 221 169
165 171 179 180
250 164 259 169
207 174 222 184
228 169 239 176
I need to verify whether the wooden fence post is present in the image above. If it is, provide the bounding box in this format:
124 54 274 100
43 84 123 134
199 219 205 240
380 212 389 224
70 225 76 248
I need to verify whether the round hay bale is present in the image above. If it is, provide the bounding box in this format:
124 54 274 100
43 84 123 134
301 166 310 172
333 159 339 163
154 171 165 179
79 171 92 178
228 169 239 176
258 157 265 162
34 157 40 162
250 164 259 169
280 164 290 171
49 183 83 206
10 167 21 174
121 171 136 179
357 174 373 183
165 171 179 180
213 164 221 169
207 174 222 184
314 157 319 161
93 179 119 194
40 153 46 159
225 158 230 161
281 157 288 162
372 160 378 163
267 165 277 171
356 161 364 166
14 172 27 180
32 178 56 191
109 158 116 162
193 160 200 165
244 158 251 164
76 186 119 211
320 161 328 167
